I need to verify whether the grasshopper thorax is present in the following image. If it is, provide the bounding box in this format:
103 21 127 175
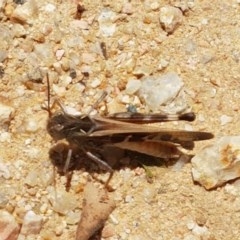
47 111 98 142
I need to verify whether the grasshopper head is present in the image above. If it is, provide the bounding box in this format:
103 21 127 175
47 112 69 141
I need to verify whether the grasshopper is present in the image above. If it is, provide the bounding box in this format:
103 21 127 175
45 75 213 188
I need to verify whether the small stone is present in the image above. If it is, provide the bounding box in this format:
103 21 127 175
122 2 133 15
125 79 141 95
90 78 101 88
44 3 56 12
0 132 11 142
133 65 153 76
192 224 209 235
31 31 45 43
61 58 70 71
4 3 14 18
0 50 8 63
157 58 169 70
12 24 27 38
102 224 115 238
150 2 160 10
159 5 183 33
185 39 197 54
200 52 214 64
107 99 125 114
192 136 240 189
55 49 65 61
0 192 10 208
109 214 119 225
81 52 96 64
0 0 6 11
98 8 116 37
55 223 66 236
25 169 52 187
220 115 233 126
142 188 156 203
11 0 38 24
0 210 20 240
33 43 54 66
20 211 43 236
48 190 79 215
124 195 134 203
121 95 130 104
39 203 48 214
138 72 184 112
65 211 80 225
70 20 89 30
52 84 66 97
0 161 10 179
23 118 39 132
53 62 62 73
0 103 14 126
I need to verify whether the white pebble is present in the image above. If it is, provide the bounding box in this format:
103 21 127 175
124 195 134 203
0 211 19 239
44 3 56 12
192 224 208 235
0 162 10 179
158 58 169 70
0 132 11 142
198 114 205 122
159 6 183 33
20 210 43 235
55 49 65 60
64 106 81 116
11 0 38 24
40 203 48 214
98 8 116 37
201 18 208 25
122 2 133 14
81 52 96 64
220 115 233 126
15 86 25 97
24 119 38 132
52 84 66 97
125 79 141 95
150 2 160 10
55 224 65 236
109 214 119 225
186 220 195 230
184 124 193 131
192 136 240 189
121 95 130 104
0 103 14 126
24 138 32 145
90 78 101 88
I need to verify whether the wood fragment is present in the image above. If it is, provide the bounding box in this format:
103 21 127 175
76 182 116 240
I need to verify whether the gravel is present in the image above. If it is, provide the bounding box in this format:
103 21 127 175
0 0 240 239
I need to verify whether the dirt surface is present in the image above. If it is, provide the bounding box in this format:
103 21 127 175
0 0 240 239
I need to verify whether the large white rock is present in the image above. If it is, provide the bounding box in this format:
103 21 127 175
192 136 240 190
138 72 185 112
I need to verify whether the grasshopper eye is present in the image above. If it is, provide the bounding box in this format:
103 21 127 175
54 123 64 131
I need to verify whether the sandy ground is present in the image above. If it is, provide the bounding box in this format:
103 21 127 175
0 0 240 239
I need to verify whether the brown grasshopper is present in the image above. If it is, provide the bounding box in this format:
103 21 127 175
45 75 214 188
